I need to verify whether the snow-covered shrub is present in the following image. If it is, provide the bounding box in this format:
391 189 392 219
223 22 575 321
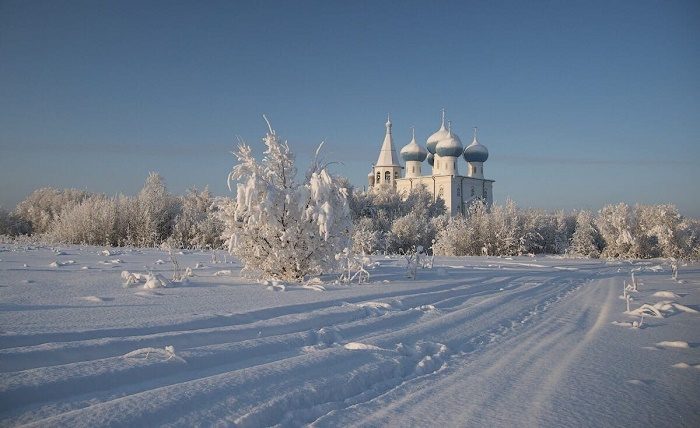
349 184 445 255
390 212 435 254
490 199 523 256
48 194 118 245
222 119 352 281
596 203 635 258
569 210 602 258
0 207 30 236
335 248 370 284
351 217 380 255
15 187 90 234
434 200 490 256
133 173 179 247
404 245 424 279
171 187 224 249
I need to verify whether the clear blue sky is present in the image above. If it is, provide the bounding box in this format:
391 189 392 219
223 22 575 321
1 0 699 215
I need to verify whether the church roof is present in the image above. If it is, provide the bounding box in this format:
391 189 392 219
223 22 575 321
463 127 489 162
436 122 464 157
426 109 450 154
400 127 428 162
375 115 401 167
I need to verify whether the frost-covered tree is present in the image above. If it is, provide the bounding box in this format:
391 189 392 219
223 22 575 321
171 187 224 249
134 173 178 247
490 199 522 256
434 200 491 256
49 194 118 245
596 203 635 258
223 119 351 281
0 207 30 236
15 187 90 234
351 217 380 255
569 210 601 258
554 210 576 254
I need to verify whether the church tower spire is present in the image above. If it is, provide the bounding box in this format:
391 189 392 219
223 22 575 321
371 114 402 191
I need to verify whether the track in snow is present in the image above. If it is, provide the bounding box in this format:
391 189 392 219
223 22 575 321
1 247 698 427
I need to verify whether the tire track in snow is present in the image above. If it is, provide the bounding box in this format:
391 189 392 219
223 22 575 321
1 274 533 423
526 276 615 426
310 276 592 426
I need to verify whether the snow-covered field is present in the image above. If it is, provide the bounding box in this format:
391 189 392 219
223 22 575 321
0 244 698 427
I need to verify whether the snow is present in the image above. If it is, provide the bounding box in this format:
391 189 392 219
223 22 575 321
0 244 699 426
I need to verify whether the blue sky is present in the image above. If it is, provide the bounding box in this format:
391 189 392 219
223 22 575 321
1 0 699 215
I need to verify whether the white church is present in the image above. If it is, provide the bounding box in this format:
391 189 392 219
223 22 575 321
368 110 494 216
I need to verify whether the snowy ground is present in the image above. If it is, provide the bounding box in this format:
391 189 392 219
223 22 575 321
0 244 699 427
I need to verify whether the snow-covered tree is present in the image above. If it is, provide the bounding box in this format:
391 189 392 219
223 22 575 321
0 207 30 236
351 217 380 255
15 187 90 234
490 199 522 256
596 203 635 258
49 194 118 245
171 187 224 249
134 173 178 247
222 119 351 281
569 210 601 258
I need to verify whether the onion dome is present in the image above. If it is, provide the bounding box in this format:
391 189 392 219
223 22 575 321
426 109 449 154
463 127 489 162
400 127 428 162
436 122 464 157
426 152 434 166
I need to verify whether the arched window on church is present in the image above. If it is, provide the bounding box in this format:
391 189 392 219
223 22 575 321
385 171 391 182
471 186 475 197
376 172 381 183
394 171 399 179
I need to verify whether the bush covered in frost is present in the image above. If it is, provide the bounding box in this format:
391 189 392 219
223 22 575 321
221 118 351 281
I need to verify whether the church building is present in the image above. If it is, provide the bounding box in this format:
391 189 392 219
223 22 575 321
368 110 494 216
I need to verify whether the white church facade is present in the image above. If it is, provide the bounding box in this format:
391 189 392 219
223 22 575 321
368 111 494 216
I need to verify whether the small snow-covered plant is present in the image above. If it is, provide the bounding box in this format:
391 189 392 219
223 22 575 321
404 245 424 279
424 239 436 269
670 258 679 280
630 271 638 292
160 241 186 282
222 117 351 282
632 314 644 329
336 247 370 284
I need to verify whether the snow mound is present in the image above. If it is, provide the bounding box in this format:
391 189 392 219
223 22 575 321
672 362 700 369
121 271 169 289
672 303 699 314
344 342 383 351
265 280 286 291
49 260 75 267
79 296 107 303
144 274 169 289
653 291 680 299
357 301 393 310
612 320 643 329
655 341 689 349
123 345 186 363
303 282 326 292
627 301 687 318
213 270 232 276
